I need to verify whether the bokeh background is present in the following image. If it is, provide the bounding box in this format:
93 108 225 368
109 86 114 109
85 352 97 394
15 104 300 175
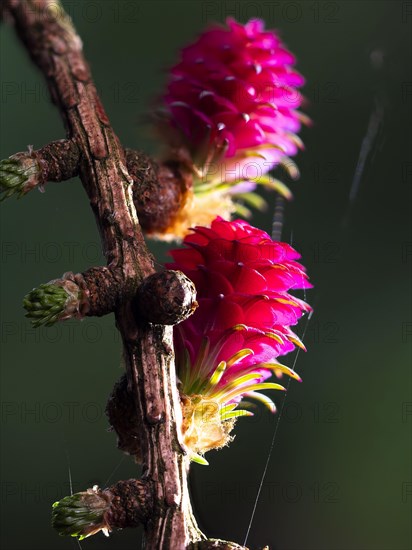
1 1 411 549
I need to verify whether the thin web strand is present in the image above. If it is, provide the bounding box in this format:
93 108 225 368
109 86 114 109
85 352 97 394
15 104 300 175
243 308 314 546
104 455 126 487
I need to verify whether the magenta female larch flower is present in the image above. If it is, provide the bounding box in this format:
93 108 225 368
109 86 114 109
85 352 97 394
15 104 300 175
156 17 308 239
167 217 311 463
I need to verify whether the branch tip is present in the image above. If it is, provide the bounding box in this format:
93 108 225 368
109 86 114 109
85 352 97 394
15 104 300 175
52 480 150 540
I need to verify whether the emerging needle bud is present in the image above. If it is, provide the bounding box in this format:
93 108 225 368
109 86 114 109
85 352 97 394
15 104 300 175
0 156 40 201
23 279 82 327
52 487 112 540
52 480 149 540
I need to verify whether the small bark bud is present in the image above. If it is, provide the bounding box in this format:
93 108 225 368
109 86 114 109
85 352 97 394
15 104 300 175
125 148 192 236
106 374 143 461
134 270 197 325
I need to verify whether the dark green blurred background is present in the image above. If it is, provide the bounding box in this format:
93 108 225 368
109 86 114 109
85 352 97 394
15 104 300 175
1 1 411 549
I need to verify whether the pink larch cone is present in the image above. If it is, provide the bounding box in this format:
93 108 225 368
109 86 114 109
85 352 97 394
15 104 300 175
167 217 312 462
155 18 309 240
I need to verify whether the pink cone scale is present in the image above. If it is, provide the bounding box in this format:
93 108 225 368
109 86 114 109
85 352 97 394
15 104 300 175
167 217 311 462
156 18 308 239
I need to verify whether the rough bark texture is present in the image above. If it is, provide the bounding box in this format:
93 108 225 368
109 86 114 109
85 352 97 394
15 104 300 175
12 139 80 192
3 1 248 548
104 479 152 529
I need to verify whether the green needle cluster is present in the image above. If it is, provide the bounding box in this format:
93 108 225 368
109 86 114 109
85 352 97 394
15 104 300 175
0 157 36 201
23 284 69 328
52 491 110 540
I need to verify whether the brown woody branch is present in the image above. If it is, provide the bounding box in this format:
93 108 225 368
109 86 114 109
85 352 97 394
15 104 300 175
3 1 247 548
0 142 189 234
14 139 79 191
51 479 151 537
24 268 198 324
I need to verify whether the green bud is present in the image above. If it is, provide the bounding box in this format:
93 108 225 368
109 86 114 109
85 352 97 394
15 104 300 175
52 487 111 540
0 157 39 201
23 283 71 328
